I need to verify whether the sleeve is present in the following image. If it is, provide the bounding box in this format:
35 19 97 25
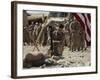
52 31 57 40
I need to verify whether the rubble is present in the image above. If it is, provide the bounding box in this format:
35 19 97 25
23 46 91 68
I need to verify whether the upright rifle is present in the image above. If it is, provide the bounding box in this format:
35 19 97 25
48 26 54 56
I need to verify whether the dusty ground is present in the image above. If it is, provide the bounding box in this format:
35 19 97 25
23 45 91 68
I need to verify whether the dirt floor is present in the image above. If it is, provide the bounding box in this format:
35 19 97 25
23 45 91 68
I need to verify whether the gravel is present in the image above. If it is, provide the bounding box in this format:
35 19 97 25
23 45 91 68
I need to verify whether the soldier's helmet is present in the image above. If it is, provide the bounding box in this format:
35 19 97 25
64 19 67 22
59 24 64 29
69 14 75 22
35 22 38 25
31 21 34 24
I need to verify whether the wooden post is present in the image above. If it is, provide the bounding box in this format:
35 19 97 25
33 17 51 51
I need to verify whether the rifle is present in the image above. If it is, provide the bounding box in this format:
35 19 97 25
49 26 54 56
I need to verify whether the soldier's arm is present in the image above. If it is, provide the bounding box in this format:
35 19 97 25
52 31 57 40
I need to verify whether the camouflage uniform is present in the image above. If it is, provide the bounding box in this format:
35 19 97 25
70 20 84 51
52 27 65 56
28 23 34 44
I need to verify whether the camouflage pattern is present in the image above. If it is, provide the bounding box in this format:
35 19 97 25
52 28 65 56
69 19 86 51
